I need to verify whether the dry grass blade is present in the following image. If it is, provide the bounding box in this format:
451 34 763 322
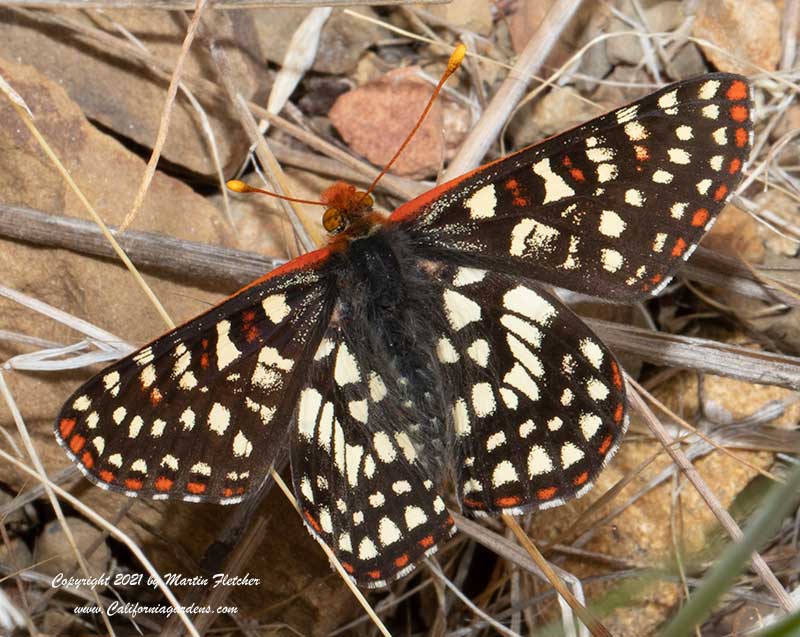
118 0 210 234
0 203 283 290
441 0 583 179
502 515 610 637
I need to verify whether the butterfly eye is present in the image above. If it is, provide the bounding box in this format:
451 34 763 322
323 207 347 234
355 191 374 208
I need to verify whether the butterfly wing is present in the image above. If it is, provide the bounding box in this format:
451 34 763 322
55 250 336 503
291 317 454 588
422 261 627 514
391 74 752 301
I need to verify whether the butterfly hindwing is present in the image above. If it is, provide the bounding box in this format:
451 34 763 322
55 256 335 503
291 318 454 588
393 74 752 301
421 261 627 514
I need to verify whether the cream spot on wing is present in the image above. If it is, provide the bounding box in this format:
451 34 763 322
506 334 544 378
675 125 693 140
297 388 322 440
72 395 91 411
624 120 647 140
486 431 506 451
131 459 147 473
658 89 677 109
334 342 360 386
698 79 720 99
345 444 363 487
652 169 673 184
510 219 560 257
358 537 378 560
443 289 481 331
503 286 556 326
653 232 667 253
216 320 241 370
378 518 402 546
580 413 602 440
587 378 610 401
580 338 604 369
467 339 490 367
561 442 585 469
702 104 720 119
625 189 644 207
671 202 688 219
437 336 460 363
348 399 368 424
500 314 543 348
709 155 724 171
208 403 230 435
452 398 471 436
600 248 624 272
369 372 387 402
528 445 553 476
232 431 253 457
492 460 519 486
261 294 290 323
405 506 427 530
140 364 156 388
597 163 618 182
533 158 575 203
108 453 122 468
161 453 178 470
696 179 712 195
599 210 627 237
712 127 727 145
519 420 535 438
500 388 518 409
668 148 691 164
472 382 496 418
151 419 166 437
191 461 211 476
503 363 539 401
453 266 486 287
373 432 397 463
314 338 335 360
113 406 127 424
180 407 195 431
548 417 563 431
128 416 144 438
465 184 497 219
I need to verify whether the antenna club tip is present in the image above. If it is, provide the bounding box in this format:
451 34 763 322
447 43 467 74
226 179 251 193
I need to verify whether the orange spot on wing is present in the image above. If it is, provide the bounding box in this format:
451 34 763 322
562 155 572 166
728 158 742 174
69 434 85 454
341 562 355 574
201 338 208 349
671 237 688 257
150 388 163 406
242 310 256 323
650 274 663 285
570 168 585 182
691 208 709 227
99 470 115 483
187 481 206 495
368 570 382 580
504 178 519 190
59 417 76 439
124 478 143 491
573 471 589 486
735 127 748 148
81 451 94 469
304 511 321 533
726 80 748 101
463 498 485 509
635 145 649 161
730 105 748 122
394 554 410 568
537 487 558 500
610 361 623 390
246 326 260 343
200 353 209 369
155 477 173 492
495 496 521 507
419 535 435 548
598 435 613 455
513 197 529 207
614 402 624 424
714 185 728 201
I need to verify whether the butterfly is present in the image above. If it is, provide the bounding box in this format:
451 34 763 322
55 73 752 588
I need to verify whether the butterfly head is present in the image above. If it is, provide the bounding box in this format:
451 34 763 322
321 181 375 236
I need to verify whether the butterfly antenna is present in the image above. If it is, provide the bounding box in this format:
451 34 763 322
362 43 467 201
227 179 327 207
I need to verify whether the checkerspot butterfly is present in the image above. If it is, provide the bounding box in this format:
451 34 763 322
55 73 752 587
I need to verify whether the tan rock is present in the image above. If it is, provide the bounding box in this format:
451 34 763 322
693 0 781 74
426 0 493 35
0 9 265 178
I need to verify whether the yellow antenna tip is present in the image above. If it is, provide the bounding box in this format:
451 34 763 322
226 179 252 193
447 43 467 75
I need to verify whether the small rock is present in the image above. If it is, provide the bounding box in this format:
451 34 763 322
298 76 354 117
704 204 765 263
509 85 600 149
253 7 383 75
427 0 492 35
329 68 459 178
693 0 781 74
666 41 708 80
0 537 33 572
606 18 644 66
34 518 111 579
644 0 685 33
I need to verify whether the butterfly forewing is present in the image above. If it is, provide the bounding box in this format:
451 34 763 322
393 74 752 301
426 262 627 514
292 320 454 588
55 260 335 503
